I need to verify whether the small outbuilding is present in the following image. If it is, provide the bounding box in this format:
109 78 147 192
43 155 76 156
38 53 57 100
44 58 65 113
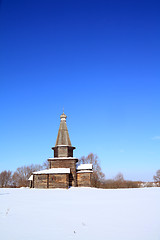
77 164 93 187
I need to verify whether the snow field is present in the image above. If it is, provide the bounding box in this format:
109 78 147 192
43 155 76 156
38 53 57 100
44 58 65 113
0 187 160 240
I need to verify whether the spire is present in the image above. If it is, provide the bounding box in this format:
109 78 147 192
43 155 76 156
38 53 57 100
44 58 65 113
55 112 72 146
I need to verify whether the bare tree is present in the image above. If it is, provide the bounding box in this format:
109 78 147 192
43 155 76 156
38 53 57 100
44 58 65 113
42 160 50 169
12 164 42 187
0 170 12 188
114 172 124 182
113 172 125 188
78 153 105 187
153 170 160 186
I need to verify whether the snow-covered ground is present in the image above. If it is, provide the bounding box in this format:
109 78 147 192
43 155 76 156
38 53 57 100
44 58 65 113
0 187 160 240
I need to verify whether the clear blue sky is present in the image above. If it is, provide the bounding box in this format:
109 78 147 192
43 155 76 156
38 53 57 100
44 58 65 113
0 0 160 181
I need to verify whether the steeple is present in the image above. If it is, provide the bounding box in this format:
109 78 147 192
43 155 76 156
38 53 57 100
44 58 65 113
55 112 72 146
52 112 75 158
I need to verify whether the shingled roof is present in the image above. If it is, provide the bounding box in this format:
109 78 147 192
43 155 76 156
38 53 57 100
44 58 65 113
55 112 72 146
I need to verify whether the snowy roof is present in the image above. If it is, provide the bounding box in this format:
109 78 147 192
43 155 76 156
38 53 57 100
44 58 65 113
33 168 70 175
28 175 33 181
77 164 93 170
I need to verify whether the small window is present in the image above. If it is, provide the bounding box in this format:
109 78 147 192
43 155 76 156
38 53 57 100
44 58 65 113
51 176 56 181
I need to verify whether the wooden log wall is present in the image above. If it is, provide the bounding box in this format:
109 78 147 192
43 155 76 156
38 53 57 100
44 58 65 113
50 159 77 187
77 172 92 187
49 174 69 188
34 175 48 188
33 173 69 189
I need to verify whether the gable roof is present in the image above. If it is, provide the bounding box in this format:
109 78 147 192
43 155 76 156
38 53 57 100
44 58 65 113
28 175 33 181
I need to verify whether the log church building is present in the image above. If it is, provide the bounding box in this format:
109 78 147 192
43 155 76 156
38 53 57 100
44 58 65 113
29 112 93 188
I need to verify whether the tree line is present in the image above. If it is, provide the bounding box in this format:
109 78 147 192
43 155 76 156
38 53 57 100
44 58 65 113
79 153 144 188
0 153 159 188
0 164 44 188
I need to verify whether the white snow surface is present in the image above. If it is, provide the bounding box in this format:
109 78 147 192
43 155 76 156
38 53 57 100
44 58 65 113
33 168 70 174
0 187 160 240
